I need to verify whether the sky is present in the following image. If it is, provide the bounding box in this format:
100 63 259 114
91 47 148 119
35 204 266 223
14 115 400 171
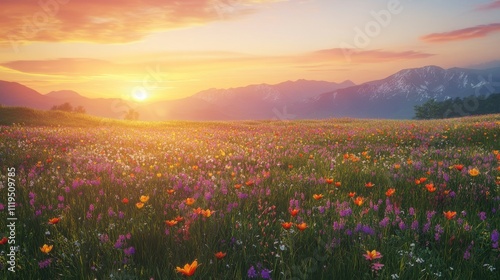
0 0 499 102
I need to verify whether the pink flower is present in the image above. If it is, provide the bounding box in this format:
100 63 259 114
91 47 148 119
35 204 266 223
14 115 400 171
363 250 382 261
371 262 384 271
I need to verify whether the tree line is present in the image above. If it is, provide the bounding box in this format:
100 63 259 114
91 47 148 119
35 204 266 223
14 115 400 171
51 102 139 120
414 93 500 119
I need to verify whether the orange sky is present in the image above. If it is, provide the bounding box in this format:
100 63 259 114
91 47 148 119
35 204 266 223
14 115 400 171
1 0 499 102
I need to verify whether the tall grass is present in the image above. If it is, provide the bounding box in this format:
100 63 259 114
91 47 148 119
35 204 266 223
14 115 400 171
0 111 499 279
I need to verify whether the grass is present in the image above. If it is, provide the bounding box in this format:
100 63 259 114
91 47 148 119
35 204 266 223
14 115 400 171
0 107 499 279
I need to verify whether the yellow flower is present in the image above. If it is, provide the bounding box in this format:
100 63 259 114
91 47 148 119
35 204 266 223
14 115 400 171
40 244 53 254
136 202 144 209
139 195 149 203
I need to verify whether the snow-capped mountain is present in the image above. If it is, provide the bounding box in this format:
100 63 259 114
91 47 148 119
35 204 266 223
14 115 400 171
302 66 500 119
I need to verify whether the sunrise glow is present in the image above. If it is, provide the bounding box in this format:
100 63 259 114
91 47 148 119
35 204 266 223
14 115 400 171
0 0 499 102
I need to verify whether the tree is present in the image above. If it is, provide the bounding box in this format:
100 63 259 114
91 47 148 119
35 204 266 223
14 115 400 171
51 102 73 112
124 109 139 120
74 106 86 114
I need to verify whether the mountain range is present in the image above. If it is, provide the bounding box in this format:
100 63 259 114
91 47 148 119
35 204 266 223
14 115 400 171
1 65 499 121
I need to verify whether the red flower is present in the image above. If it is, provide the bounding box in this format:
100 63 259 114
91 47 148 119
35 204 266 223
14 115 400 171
289 208 300 217
48 217 60 225
0 237 8 245
215 251 226 259
122 198 129 204
281 222 293 230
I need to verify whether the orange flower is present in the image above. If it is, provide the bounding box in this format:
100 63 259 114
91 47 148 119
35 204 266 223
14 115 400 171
234 184 242 189
140 195 149 203
201 209 214 217
313 194 324 200
40 244 53 254
363 250 382 261
468 168 480 177
419 177 427 183
348 192 356 198
156 173 162 178
48 217 60 225
353 196 364 206
385 188 396 197
325 178 334 184
192 165 199 171
296 222 308 231
454 164 464 171
281 222 293 230
335 181 342 188
443 211 457 220
175 216 184 222
166 189 175 195
245 180 254 187
365 182 375 188
394 163 401 169
122 198 129 204
215 251 226 259
176 260 199 277
186 198 195 205
165 220 178 227
0 237 8 245
135 202 144 209
425 183 436 193
415 179 421 185
289 208 300 217
288 164 293 169
193 207 203 215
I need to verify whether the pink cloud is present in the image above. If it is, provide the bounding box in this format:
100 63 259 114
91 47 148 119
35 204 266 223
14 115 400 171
475 1 500 11
0 0 281 44
420 23 500 43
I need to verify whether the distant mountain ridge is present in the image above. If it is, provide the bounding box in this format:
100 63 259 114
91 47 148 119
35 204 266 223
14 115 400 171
1 65 499 120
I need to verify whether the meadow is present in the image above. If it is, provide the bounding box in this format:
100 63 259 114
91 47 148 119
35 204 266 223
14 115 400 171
0 111 499 279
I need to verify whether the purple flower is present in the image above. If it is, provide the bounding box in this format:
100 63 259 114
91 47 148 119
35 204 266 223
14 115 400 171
408 207 415 216
0 203 4 211
398 221 406 231
379 217 390 228
340 208 352 217
411 220 419 231
491 230 499 248
261 269 272 279
479 212 487 221
247 266 258 278
57 195 64 202
38 258 52 269
333 221 345 231
89 204 95 212
124 246 135 256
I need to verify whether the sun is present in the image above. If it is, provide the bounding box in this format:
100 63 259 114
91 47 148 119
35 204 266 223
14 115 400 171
132 88 149 102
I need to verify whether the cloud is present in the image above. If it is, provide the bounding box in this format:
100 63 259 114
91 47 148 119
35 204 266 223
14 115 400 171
307 48 434 63
475 1 500 11
0 0 284 44
420 23 500 43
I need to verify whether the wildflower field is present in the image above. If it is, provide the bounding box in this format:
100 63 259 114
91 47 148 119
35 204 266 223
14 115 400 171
1 114 500 279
